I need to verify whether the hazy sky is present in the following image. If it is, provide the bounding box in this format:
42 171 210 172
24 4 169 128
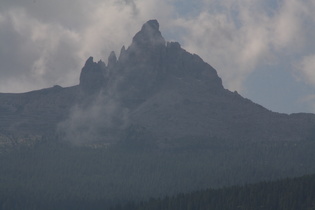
0 0 315 114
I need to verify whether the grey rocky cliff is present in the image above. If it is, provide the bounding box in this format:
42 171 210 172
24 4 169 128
101 20 224 108
79 57 107 93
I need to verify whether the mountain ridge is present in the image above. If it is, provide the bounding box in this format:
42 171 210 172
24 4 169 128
0 19 315 148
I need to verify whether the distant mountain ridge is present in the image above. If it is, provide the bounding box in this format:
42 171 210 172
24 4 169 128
0 19 315 148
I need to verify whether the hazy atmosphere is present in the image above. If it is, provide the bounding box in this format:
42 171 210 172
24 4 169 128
1 0 315 113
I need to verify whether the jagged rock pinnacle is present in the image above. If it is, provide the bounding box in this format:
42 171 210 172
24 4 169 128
79 19 223 96
79 57 106 93
108 51 117 69
132 19 165 48
143 19 159 31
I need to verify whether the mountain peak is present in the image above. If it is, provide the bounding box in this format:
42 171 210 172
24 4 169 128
132 19 165 47
142 19 159 31
79 57 106 93
108 51 117 69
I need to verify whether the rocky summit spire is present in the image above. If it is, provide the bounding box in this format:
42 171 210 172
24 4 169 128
107 51 117 69
79 57 106 93
131 19 165 48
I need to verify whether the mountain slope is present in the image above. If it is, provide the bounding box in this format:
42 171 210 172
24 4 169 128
1 19 315 148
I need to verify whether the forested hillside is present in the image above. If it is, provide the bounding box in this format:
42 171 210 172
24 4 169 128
114 174 315 210
1 138 315 210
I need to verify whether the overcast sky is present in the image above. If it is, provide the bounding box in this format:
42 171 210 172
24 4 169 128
0 0 315 114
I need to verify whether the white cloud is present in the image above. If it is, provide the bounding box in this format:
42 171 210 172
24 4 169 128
0 8 81 91
298 54 315 86
58 93 130 145
271 0 309 51
172 0 315 93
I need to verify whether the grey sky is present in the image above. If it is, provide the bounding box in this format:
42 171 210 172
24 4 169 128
0 0 315 113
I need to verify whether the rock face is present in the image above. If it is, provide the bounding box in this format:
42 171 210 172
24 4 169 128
132 19 165 48
79 57 106 93
0 20 315 148
105 20 223 109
